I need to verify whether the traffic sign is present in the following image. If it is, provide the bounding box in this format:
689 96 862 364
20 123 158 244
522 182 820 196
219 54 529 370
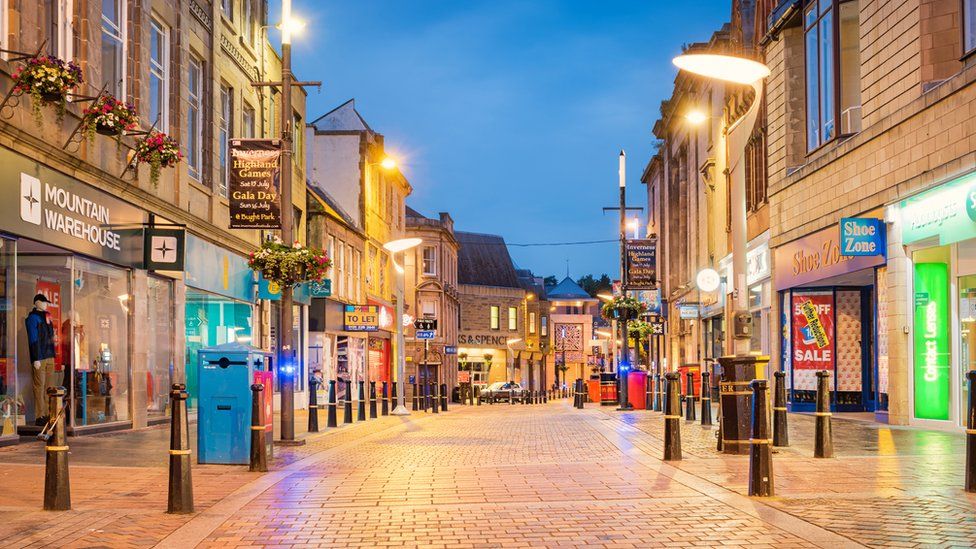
416 330 436 340
414 318 437 331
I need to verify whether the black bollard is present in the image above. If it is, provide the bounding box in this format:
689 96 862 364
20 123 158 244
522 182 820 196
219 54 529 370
814 370 833 458
966 370 976 493
43 386 70 511
476 386 482 406
543 387 548 403
663 372 682 461
344 380 354 424
653 373 662 412
577 379 585 410
773 371 789 447
391 381 397 413
369 381 378 419
573 379 580 408
358 381 367 421
700 371 713 426
441 383 448 411
412 382 419 411
166 384 192 514
685 371 697 421
645 374 653 410
748 379 774 497
249 384 268 472
327 380 338 428
307 377 320 433
432 383 440 414
381 381 390 416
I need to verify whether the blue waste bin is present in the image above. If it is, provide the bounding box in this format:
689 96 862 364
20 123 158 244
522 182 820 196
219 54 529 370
197 342 272 464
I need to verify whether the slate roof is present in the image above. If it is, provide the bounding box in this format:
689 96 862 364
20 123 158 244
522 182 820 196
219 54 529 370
456 231 520 288
310 98 372 132
546 277 594 300
516 269 547 300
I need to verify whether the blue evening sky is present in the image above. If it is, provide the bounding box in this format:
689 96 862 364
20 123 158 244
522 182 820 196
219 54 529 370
272 0 730 280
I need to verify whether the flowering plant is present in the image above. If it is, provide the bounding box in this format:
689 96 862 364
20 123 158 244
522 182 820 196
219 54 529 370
248 240 331 287
12 55 83 125
135 131 183 185
83 95 138 140
600 296 646 321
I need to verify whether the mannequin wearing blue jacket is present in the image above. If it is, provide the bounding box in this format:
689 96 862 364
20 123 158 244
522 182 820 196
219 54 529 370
26 293 57 425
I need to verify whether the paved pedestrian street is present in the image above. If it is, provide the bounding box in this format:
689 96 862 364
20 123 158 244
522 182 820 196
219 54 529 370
1 400 974 548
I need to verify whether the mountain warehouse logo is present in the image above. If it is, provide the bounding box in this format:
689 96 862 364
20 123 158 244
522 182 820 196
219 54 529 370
19 172 122 251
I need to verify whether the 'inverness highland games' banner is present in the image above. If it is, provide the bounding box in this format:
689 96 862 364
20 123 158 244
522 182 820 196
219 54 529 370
791 292 834 372
228 139 281 229
625 239 656 289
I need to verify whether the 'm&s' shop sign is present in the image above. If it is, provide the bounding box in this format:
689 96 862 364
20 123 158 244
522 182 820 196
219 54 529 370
774 210 886 289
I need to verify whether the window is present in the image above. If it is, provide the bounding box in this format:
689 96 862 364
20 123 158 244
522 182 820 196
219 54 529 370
293 112 303 164
242 0 254 45
0 0 7 58
44 0 73 60
345 245 354 301
102 0 126 97
186 55 203 180
490 306 500 330
508 307 517 331
380 253 388 296
221 0 233 19
967 1 976 55
422 246 436 276
541 316 548 337
745 98 767 212
529 312 536 334
805 0 860 151
421 301 436 318
149 18 169 132
218 84 233 196
336 241 346 298
353 250 361 301
242 103 255 138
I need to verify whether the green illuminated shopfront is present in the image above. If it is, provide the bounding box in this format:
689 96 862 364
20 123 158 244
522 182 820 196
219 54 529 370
890 170 976 429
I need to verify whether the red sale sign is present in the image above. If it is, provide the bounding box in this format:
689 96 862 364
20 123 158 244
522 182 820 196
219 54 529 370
35 280 63 372
791 292 834 371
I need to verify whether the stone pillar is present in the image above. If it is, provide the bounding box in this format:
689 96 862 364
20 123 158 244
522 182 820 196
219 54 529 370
130 271 149 429
886 219 910 425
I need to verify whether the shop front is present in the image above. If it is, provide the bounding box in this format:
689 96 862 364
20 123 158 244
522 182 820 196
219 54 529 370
0 146 183 443
309 298 367 406
774 215 885 413
889 171 976 429
457 332 511 388
184 235 256 409
367 298 394 384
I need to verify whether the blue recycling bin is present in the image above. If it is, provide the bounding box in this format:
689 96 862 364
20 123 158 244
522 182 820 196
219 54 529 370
196 342 272 464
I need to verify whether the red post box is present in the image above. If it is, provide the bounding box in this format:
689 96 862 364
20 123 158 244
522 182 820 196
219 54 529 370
628 371 647 409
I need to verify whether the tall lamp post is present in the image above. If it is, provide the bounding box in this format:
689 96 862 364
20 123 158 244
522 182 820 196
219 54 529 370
384 237 423 415
617 151 633 411
252 0 320 442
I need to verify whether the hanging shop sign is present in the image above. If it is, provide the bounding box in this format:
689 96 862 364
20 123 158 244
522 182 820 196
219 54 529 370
790 292 834 371
896 171 976 246
144 227 186 271
4 147 147 265
650 320 665 336
308 279 332 298
678 303 699 319
912 262 950 421
773 213 885 289
839 217 886 257
228 139 282 229
625 239 656 289
343 305 380 332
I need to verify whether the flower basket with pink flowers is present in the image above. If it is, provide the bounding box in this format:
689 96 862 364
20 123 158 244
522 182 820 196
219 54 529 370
11 55 83 125
247 240 331 287
135 131 182 186
83 95 138 141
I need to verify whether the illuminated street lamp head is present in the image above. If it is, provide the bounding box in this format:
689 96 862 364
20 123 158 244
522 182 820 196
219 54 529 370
383 237 422 253
276 0 305 44
380 156 397 170
685 109 708 125
672 53 770 85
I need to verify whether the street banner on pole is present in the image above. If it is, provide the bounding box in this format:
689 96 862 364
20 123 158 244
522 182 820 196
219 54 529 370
625 239 656 289
228 139 282 229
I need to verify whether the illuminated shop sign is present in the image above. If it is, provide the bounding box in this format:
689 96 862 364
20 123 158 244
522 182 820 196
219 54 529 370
773 213 885 289
897 171 976 245
912 263 950 421
839 217 886 256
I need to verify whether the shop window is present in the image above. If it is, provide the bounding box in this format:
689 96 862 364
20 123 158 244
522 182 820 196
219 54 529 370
146 277 174 418
911 246 951 421
0 240 16 440
218 83 233 196
149 17 169 133
490 306 499 330
965 0 976 56
959 275 976 423
422 246 437 276
805 0 861 151
101 0 126 98
186 54 204 181
508 307 517 331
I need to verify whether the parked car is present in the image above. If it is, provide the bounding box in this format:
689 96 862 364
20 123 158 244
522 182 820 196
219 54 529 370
481 381 527 403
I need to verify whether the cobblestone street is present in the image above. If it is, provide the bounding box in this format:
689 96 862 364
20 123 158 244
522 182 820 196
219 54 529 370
1 399 974 548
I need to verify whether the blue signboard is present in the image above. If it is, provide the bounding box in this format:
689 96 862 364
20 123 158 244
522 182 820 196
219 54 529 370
445 345 457 355
184 235 255 302
416 330 436 340
309 280 332 298
839 217 886 257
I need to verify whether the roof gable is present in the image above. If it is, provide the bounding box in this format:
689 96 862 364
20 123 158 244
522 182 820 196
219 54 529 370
311 99 372 132
546 276 592 299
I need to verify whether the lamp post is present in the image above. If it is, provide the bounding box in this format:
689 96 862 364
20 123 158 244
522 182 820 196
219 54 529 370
251 0 320 441
617 151 633 411
384 237 423 415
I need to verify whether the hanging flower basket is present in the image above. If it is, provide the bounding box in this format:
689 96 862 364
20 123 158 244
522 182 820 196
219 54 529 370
601 296 646 321
83 95 138 140
11 55 83 125
627 319 653 339
135 131 183 186
247 240 331 288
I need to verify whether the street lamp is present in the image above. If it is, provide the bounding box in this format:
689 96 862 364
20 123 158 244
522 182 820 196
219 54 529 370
384 237 423 415
672 53 769 356
684 109 708 125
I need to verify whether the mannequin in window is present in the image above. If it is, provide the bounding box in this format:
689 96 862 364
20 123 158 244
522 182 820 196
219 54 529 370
26 294 56 426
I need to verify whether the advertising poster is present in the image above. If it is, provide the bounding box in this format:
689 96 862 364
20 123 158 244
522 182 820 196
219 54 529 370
228 139 282 229
625 239 656 289
791 292 834 374
913 262 950 420
35 281 63 371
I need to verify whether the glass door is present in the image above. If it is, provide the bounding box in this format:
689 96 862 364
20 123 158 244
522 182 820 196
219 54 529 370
957 275 976 425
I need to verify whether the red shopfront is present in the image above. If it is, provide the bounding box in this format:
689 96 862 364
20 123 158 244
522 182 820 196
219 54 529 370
367 299 393 384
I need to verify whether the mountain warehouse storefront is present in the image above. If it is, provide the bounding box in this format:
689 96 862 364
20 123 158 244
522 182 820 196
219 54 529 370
1 147 182 445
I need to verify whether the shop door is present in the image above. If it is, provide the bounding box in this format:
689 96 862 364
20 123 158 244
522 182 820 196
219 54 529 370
835 290 872 412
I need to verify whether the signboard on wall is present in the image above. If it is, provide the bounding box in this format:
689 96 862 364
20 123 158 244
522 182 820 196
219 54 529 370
913 262 950 420
774 213 886 289
678 304 699 319
228 139 282 229
896 171 976 246
791 292 834 373
839 218 886 257
625 239 656 289
343 305 379 332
